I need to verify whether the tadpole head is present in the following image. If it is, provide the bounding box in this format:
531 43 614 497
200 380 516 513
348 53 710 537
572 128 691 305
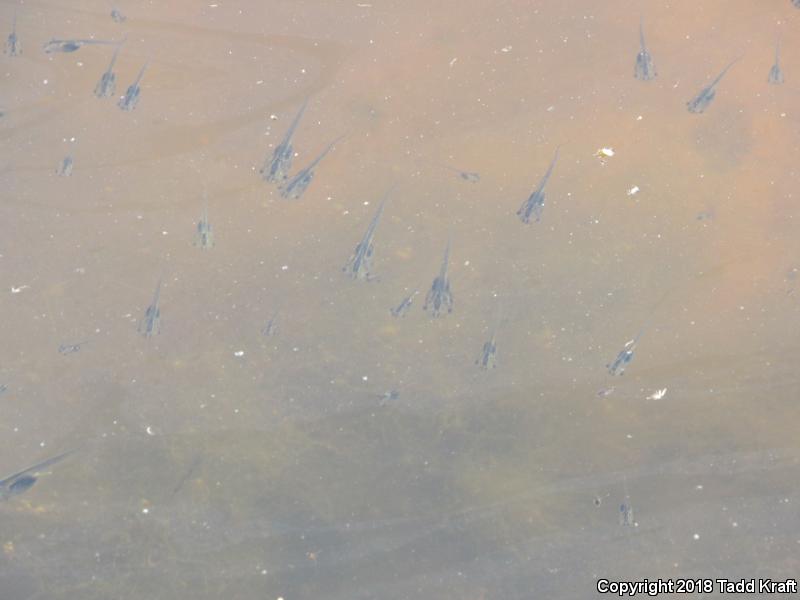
8 474 38 497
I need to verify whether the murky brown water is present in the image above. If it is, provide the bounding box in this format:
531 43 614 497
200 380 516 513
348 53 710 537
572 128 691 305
2 1 800 598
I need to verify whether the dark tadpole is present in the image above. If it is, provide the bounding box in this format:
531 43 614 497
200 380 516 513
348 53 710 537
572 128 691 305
517 146 559 224
139 279 162 338
57 156 74 177
94 40 125 98
475 305 502 369
687 57 741 114
58 340 87 355
342 189 390 281
43 38 120 53
423 239 454 317
619 502 635 526
390 290 418 317
279 135 343 200
606 327 646 376
261 98 309 184
768 38 784 85
634 19 656 81
118 60 149 111
6 10 20 56
170 455 202 499
435 162 480 183
0 449 77 500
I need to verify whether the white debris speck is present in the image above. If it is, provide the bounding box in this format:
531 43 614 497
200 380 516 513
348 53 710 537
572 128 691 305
449 57 457 67
695 484 704 490
500 46 512 53
636 115 643 121
209 3 218 7
161 231 168 236
142 508 149 514
596 147 615 159
145 426 155 436
357 3 372 7
464 260 470 266
234 350 245 357
43 79 48 85
11 285 29 294
281 265 288 271
362 375 368 382
627 185 640 196
546 105 555 112
77 61 83 67
693 533 700 540
646 388 667 400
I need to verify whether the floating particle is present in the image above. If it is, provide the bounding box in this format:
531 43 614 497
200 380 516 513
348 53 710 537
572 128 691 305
595 147 615 161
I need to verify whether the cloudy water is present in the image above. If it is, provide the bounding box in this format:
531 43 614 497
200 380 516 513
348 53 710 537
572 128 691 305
1 0 799 598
